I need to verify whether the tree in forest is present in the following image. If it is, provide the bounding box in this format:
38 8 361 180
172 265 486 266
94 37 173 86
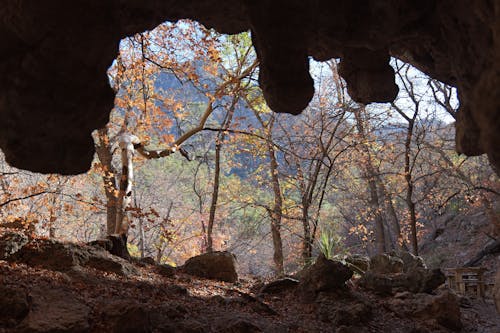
95 22 257 256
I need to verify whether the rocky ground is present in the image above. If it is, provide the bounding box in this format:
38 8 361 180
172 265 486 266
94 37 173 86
0 228 499 333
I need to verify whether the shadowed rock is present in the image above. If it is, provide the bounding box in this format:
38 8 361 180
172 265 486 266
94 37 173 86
297 254 353 300
182 251 238 283
0 1 498 174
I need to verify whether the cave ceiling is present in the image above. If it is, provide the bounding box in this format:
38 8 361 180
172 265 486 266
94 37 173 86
0 0 498 174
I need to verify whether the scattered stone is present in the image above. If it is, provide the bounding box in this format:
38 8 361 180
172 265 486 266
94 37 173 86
0 285 29 328
19 286 90 333
259 277 299 294
344 254 370 274
8 239 91 271
297 254 353 300
101 301 151 333
410 268 445 293
359 267 445 295
164 284 188 295
330 302 373 327
359 252 445 295
182 251 238 283
86 252 138 276
414 290 463 331
369 253 404 274
398 251 427 272
0 231 29 260
156 263 176 277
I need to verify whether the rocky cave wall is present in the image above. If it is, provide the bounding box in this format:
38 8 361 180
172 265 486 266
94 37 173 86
0 0 498 174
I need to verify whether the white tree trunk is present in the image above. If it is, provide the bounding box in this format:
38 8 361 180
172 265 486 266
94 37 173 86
115 133 140 235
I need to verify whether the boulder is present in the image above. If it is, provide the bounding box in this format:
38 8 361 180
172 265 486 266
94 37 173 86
8 239 91 271
182 251 238 283
369 253 404 274
0 230 29 260
359 267 445 295
360 252 444 295
397 251 427 272
297 254 353 299
259 277 299 294
0 285 29 328
19 286 90 333
344 254 370 274
358 271 394 295
156 264 176 278
414 290 462 331
86 252 138 276
101 301 152 333
5 236 139 276
330 302 372 327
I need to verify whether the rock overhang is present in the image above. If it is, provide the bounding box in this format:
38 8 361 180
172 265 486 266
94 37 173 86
0 0 498 174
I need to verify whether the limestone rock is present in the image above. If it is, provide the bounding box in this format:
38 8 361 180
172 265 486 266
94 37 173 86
330 302 373 327
259 277 299 294
359 267 445 295
0 230 29 260
6 237 138 276
369 253 404 274
344 254 370 273
8 239 91 271
358 271 394 295
156 263 176 278
414 290 462 331
20 286 90 333
0 285 29 328
101 301 152 333
182 251 238 283
297 254 353 299
86 252 138 277
0 1 499 174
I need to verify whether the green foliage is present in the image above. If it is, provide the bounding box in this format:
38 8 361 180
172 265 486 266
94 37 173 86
127 243 141 258
316 229 347 260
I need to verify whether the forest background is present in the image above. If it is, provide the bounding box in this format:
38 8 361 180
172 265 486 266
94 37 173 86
1 20 498 277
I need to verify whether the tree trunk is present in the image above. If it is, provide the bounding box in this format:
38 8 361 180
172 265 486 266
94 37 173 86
156 201 173 264
138 216 145 258
353 107 387 254
95 128 118 235
111 133 140 259
378 179 408 251
301 200 313 262
267 128 284 276
115 133 139 235
206 141 221 253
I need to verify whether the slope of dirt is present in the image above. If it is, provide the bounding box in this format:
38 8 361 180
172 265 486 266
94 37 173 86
1 229 499 332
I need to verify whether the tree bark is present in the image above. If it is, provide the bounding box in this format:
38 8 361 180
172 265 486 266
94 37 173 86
402 118 418 255
95 128 118 235
115 133 140 236
267 117 284 276
206 96 238 252
353 107 387 254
